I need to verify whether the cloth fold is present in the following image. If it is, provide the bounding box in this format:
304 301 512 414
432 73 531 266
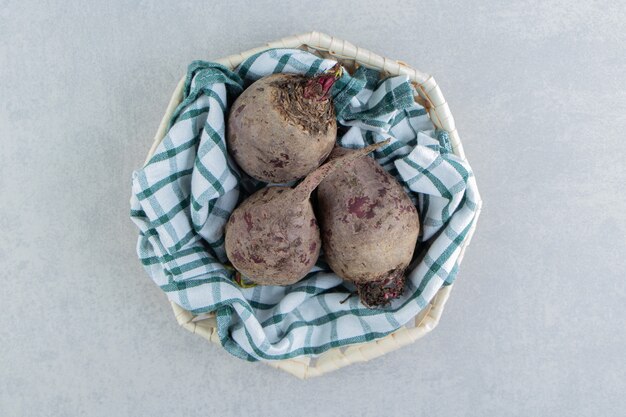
130 49 479 361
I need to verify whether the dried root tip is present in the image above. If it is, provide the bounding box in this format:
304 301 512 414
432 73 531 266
355 269 405 308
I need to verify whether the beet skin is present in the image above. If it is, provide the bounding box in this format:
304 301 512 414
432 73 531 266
316 147 420 307
224 142 386 286
227 70 340 183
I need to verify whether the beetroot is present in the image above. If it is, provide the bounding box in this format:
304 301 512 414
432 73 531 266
227 66 341 183
316 147 421 307
224 142 385 286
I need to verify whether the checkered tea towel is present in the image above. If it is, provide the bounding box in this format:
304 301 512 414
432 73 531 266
130 49 479 361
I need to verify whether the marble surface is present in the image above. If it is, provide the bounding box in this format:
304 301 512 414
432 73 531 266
1 1 624 416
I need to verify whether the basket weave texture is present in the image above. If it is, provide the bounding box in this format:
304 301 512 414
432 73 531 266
142 31 482 379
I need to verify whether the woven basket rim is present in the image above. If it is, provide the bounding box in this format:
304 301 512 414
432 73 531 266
142 31 483 379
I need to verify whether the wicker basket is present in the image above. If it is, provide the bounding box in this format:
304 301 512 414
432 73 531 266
142 31 482 379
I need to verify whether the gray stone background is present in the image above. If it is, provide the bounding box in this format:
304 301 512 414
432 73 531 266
1 1 624 416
